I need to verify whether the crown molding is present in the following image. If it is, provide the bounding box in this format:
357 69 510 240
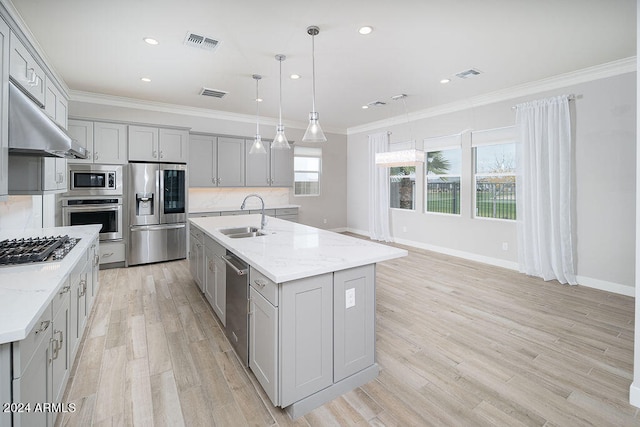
68 90 341 133
347 57 637 135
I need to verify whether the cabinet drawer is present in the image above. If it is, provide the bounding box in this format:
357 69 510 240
250 267 278 306
276 208 298 216
222 210 250 216
99 242 125 264
190 227 204 242
13 305 52 376
189 212 221 218
204 235 225 256
51 277 71 318
250 209 276 216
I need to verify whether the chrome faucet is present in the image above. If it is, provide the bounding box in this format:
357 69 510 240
240 194 267 230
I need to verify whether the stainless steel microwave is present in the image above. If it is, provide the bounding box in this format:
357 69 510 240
68 164 123 196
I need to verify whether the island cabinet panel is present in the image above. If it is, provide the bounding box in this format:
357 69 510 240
333 265 376 382
280 273 333 407
249 287 278 405
204 235 226 325
189 227 205 292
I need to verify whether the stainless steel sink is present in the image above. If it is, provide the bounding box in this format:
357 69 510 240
219 226 267 238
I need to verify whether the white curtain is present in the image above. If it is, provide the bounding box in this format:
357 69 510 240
368 132 392 242
515 95 576 285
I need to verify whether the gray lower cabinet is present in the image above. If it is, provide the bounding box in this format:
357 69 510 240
189 227 205 292
4 243 96 427
249 287 278 404
204 235 226 325
333 265 375 381
0 17 9 200
245 264 376 414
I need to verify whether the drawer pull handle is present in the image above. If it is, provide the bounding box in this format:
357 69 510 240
254 279 267 288
59 285 70 295
35 320 50 335
103 252 114 258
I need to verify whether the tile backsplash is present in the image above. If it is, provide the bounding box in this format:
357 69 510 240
0 196 43 231
189 187 292 212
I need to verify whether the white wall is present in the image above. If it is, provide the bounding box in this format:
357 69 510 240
347 71 636 295
68 100 348 230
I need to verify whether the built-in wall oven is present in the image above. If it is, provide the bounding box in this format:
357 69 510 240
62 197 123 241
61 164 125 242
68 164 122 197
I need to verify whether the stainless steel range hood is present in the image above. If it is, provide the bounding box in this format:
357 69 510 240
8 81 87 159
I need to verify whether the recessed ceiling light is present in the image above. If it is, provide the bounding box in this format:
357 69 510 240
440 78 451 84
362 105 369 109
358 26 373 35
290 74 301 80
143 37 159 45
256 97 263 102
141 77 151 82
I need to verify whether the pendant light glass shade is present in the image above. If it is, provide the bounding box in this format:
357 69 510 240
272 54 290 149
250 74 267 154
302 26 326 143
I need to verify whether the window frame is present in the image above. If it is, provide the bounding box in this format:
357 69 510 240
293 146 322 197
425 147 462 216
473 140 517 221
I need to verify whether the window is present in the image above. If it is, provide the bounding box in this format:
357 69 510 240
474 143 516 219
426 148 461 214
294 146 321 196
390 166 415 209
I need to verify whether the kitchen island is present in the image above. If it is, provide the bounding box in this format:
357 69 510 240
189 214 407 418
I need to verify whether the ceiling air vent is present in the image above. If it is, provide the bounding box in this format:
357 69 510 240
455 68 482 79
184 32 220 52
367 100 387 107
200 87 228 98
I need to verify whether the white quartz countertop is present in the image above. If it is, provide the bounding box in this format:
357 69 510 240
0 225 101 344
190 215 407 283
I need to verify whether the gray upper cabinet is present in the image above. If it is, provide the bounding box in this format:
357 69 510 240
93 122 127 164
217 137 245 186
129 125 188 163
44 76 67 129
190 135 245 187
68 120 127 164
0 18 8 200
9 30 45 106
189 134 216 186
245 140 293 187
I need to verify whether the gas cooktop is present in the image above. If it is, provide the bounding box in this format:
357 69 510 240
0 235 80 266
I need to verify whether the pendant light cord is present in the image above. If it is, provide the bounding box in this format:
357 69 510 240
311 33 316 112
255 77 260 135
278 58 283 125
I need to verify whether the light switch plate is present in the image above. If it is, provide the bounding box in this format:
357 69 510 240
346 288 356 308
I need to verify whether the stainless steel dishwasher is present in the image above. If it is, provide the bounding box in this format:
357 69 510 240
223 251 249 366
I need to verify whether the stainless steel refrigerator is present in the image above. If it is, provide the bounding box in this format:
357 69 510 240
128 163 187 265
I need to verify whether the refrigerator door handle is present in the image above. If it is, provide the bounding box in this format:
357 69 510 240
130 223 186 232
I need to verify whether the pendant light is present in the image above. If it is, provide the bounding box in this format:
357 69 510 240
302 26 327 143
271 54 290 149
375 94 425 167
249 74 267 154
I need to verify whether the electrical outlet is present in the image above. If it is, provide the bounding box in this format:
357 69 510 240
502 242 509 251
402 226 407 233
323 218 327 224
345 288 356 308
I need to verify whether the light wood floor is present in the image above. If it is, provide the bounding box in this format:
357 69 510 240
56 242 640 426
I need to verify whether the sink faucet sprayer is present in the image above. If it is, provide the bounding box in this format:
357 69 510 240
240 194 267 230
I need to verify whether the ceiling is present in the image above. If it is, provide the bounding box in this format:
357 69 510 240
8 0 636 133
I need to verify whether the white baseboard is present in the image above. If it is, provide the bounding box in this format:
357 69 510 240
630 382 640 408
346 228 634 297
575 275 635 297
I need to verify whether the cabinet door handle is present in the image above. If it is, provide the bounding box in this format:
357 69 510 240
27 68 37 86
254 278 267 288
35 320 50 335
247 297 253 316
152 150 158 158
94 254 100 266
94 151 99 160
160 150 164 158
79 279 87 297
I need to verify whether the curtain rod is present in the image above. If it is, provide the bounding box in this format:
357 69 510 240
511 94 575 110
